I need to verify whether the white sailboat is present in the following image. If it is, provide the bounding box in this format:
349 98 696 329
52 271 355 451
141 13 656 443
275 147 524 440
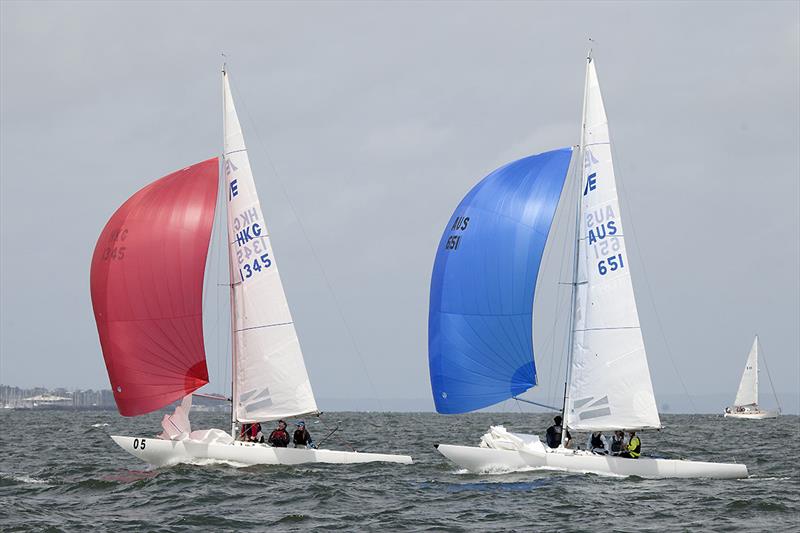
724 336 780 419
90 66 412 467
428 53 747 479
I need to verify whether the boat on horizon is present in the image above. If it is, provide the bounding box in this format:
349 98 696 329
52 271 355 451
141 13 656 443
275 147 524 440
724 335 780 419
427 52 748 479
90 65 412 467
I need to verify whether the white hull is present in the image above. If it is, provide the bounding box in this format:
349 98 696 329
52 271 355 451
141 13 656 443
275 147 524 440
435 444 747 479
111 435 412 467
724 410 778 420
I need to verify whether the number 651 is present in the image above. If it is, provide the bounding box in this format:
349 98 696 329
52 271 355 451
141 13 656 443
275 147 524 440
598 253 624 276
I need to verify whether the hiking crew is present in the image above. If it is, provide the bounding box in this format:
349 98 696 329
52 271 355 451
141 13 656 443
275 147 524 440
545 415 572 449
267 420 290 447
240 422 263 443
588 431 608 454
610 430 625 455
293 420 314 448
619 431 641 459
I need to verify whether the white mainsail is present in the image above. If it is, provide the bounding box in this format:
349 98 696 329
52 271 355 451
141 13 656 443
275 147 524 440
734 336 759 406
223 70 318 423
565 58 660 431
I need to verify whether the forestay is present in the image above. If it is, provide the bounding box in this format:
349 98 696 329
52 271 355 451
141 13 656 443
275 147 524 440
566 59 660 431
429 148 573 414
223 71 318 423
734 336 759 406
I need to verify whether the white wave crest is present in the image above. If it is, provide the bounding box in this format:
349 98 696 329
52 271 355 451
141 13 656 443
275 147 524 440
1 472 48 484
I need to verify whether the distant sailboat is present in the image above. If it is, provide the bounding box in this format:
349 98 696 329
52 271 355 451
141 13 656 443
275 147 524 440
724 336 780 419
428 53 747 479
90 65 412 467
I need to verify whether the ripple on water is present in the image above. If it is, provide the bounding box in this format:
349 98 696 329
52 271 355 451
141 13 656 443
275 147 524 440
0 411 798 531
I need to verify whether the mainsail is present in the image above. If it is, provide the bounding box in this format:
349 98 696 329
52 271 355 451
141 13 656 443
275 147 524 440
428 148 573 414
90 158 219 416
734 336 759 406
223 70 318 423
565 58 660 431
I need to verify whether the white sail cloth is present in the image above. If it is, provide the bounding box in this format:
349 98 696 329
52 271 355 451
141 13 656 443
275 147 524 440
479 426 546 455
734 336 759 406
223 71 318 423
566 59 660 431
158 395 193 440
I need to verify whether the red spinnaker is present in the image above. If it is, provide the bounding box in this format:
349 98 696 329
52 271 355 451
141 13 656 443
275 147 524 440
90 158 219 416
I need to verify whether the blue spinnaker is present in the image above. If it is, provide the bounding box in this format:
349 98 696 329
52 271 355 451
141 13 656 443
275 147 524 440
428 147 573 414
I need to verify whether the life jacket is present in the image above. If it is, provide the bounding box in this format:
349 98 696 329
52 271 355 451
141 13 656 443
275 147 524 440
294 429 310 445
269 429 289 446
546 425 562 448
628 436 641 458
591 433 604 449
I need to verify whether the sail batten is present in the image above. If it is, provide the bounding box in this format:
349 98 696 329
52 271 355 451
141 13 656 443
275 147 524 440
428 148 574 414
223 71 318 423
565 58 660 431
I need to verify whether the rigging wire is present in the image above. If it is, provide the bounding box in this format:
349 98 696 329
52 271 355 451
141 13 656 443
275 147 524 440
758 337 782 412
540 156 579 410
200 162 231 397
609 139 697 413
225 66 385 411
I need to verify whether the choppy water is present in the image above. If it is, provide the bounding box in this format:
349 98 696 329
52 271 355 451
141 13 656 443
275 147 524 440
1 410 798 531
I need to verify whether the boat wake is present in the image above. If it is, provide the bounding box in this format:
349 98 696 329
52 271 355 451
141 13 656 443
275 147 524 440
173 457 252 469
454 464 628 478
1 472 49 485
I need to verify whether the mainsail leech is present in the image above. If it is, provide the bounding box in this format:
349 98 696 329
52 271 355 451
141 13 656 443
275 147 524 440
91 158 219 416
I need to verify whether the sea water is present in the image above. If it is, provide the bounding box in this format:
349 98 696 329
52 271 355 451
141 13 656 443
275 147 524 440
1 410 797 531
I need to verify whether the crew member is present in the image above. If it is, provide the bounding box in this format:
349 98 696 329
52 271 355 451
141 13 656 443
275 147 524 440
267 420 290 447
545 415 572 449
610 430 625 455
240 422 263 443
619 430 641 459
293 420 314 448
588 431 608 454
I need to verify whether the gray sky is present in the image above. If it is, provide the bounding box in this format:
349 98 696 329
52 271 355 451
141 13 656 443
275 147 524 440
1 1 798 412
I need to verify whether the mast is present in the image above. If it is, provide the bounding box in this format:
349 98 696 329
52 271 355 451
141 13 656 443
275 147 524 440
561 50 592 439
223 62 238 438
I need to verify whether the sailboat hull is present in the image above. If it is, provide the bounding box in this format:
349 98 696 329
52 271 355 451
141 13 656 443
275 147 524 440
111 435 413 467
724 410 778 420
435 444 748 479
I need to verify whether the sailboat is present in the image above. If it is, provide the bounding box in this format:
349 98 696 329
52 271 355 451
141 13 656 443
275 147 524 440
427 54 748 479
90 66 412 467
724 336 780 419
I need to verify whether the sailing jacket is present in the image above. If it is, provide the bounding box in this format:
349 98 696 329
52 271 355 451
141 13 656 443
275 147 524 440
268 429 290 447
293 428 313 447
627 436 641 458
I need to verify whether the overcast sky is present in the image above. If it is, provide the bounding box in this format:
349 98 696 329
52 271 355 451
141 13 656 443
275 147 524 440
1 1 798 412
